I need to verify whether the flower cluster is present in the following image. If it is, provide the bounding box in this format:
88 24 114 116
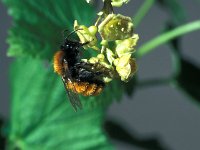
75 0 139 82
86 0 130 7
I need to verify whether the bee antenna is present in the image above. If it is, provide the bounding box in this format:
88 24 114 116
66 28 83 40
62 29 69 39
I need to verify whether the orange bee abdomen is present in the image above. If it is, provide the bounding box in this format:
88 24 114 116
53 50 65 75
82 83 97 96
66 81 103 96
92 86 103 96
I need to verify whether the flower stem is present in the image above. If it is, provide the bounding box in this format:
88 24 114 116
102 0 113 15
136 20 200 58
133 0 155 28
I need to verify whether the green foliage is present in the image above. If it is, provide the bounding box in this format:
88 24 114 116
134 0 200 107
2 0 200 149
134 0 155 27
9 57 113 150
2 0 124 149
136 20 200 58
166 21 200 105
3 0 95 60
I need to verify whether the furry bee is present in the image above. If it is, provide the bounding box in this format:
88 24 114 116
53 31 105 111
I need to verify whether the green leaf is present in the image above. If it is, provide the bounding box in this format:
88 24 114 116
133 0 155 28
156 0 186 25
175 58 200 104
3 0 95 60
104 120 169 150
164 22 181 51
2 0 123 106
9 57 113 150
3 0 125 149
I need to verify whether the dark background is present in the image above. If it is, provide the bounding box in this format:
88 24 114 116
1 0 200 150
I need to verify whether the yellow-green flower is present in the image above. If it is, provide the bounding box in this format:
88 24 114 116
114 54 137 82
87 0 130 7
111 0 130 7
98 14 133 41
82 54 115 83
115 34 139 57
74 20 99 50
78 0 139 83
105 48 115 64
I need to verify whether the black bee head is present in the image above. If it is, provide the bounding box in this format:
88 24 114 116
60 39 82 65
60 39 81 52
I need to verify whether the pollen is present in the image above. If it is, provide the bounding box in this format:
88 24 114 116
66 81 100 96
74 82 89 93
83 84 97 96
66 81 74 90
53 50 65 75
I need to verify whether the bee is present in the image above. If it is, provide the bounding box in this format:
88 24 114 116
53 30 105 111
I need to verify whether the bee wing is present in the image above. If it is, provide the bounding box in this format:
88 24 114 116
62 60 82 111
61 77 82 112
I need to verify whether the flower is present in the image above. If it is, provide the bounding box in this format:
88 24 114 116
74 20 99 50
114 54 137 82
105 48 115 64
78 0 139 83
87 0 130 7
98 14 133 41
82 54 115 83
111 0 130 7
115 34 139 57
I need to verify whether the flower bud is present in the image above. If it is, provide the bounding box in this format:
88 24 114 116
97 54 105 61
100 40 108 47
88 57 99 64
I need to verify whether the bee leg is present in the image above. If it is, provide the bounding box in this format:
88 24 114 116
78 69 95 78
81 41 90 46
94 71 103 76
77 68 103 84
75 62 93 69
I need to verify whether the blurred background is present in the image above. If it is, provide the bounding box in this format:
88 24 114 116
1 0 200 150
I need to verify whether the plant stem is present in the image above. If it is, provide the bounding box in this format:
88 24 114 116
133 0 155 28
136 20 200 58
